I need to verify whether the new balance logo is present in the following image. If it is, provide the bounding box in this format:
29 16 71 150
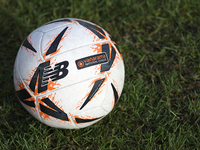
29 60 69 93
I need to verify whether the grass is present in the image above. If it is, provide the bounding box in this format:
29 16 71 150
0 0 200 149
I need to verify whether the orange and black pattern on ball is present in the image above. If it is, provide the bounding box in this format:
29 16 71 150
76 20 106 39
80 78 105 110
16 88 70 121
46 26 68 56
16 89 35 107
74 116 104 124
40 97 69 121
109 36 122 54
22 25 69 94
17 25 70 121
111 83 119 105
100 44 116 72
22 38 37 53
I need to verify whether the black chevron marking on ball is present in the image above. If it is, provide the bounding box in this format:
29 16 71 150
109 36 121 54
45 19 72 25
111 83 119 105
77 20 106 39
40 98 69 121
75 116 104 123
16 89 35 107
46 26 68 56
101 44 116 72
114 43 121 54
22 38 37 53
80 78 105 110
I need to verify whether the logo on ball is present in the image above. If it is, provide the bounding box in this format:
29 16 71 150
77 60 85 68
29 61 69 93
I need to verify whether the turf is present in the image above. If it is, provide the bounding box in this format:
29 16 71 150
0 0 200 149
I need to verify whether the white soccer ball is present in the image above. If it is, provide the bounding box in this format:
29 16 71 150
13 18 125 129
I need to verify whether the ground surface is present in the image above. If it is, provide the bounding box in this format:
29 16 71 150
0 0 200 149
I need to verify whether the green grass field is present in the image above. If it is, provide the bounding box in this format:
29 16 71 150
1 0 200 149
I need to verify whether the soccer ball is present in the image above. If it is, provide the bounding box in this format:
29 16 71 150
13 18 125 129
